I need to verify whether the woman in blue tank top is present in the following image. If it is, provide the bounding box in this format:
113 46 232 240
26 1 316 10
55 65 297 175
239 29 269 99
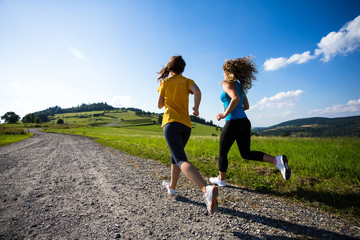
209 57 291 187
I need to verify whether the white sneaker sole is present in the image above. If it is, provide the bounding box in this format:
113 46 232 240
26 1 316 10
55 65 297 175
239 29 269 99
208 186 218 215
282 155 291 180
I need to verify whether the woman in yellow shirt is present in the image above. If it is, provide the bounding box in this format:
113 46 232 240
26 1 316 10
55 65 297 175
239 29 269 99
158 55 218 215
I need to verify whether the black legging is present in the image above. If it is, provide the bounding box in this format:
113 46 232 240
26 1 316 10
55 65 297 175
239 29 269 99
219 118 264 172
163 122 191 166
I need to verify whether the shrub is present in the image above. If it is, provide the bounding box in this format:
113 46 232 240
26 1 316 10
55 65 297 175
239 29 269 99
57 119 64 124
0 127 26 135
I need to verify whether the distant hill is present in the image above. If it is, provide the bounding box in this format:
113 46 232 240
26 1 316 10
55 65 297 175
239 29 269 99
24 103 359 137
23 103 219 128
253 116 360 137
21 102 116 123
34 102 115 115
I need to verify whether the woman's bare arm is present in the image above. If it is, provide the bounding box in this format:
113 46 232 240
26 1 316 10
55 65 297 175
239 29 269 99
243 96 249 110
216 83 240 121
190 83 201 116
158 95 164 109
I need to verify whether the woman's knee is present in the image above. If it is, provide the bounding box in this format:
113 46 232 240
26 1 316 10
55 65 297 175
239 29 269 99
240 151 251 160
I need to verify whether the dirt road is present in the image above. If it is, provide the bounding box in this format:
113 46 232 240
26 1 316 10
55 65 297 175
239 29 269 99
0 129 359 239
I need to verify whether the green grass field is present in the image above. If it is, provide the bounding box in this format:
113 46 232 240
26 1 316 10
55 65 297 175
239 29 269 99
2 110 359 223
52 111 115 126
0 124 33 147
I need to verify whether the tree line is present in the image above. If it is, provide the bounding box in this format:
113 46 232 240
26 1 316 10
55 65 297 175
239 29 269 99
1 102 219 128
21 103 115 123
34 102 115 116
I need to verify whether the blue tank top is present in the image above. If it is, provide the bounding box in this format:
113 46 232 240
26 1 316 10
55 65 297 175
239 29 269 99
220 81 247 121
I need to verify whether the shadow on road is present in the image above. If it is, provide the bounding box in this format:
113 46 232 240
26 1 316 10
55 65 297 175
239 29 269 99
175 196 356 240
225 183 360 223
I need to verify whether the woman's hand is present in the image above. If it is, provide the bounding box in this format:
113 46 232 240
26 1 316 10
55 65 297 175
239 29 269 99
216 113 226 121
193 107 199 116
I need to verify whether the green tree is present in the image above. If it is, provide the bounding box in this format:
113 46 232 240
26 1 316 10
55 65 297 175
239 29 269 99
157 115 163 124
35 117 41 124
36 113 49 123
1 112 20 124
22 113 35 123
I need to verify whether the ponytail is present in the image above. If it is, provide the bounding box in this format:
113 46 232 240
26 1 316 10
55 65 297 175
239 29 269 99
157 66 170 82
157 56 186 82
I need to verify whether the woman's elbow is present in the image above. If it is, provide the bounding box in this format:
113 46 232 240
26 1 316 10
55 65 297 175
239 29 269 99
158 95 165 109
192 88 201 96
243 97 249 110
190 84 201 96
195 91 202 98
233 96 240 105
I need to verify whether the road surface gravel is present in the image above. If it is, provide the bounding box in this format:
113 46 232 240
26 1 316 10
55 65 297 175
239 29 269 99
0 129 359 239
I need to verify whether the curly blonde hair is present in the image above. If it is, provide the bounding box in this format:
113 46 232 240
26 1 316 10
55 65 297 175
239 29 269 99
221 56 257 93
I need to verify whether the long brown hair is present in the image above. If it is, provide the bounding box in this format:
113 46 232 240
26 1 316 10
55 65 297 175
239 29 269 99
157 56 186 81
221 56 257 93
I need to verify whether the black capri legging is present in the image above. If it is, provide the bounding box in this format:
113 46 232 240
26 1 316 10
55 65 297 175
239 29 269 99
219 118 264 172
163 122 191 166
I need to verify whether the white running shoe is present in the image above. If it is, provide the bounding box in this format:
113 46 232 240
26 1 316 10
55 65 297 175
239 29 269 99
209 176 226 187
203 185 218 215
275 155 291 180
162 180 176 196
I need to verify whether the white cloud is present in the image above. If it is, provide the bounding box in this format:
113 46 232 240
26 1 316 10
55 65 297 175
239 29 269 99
287 51 315 64
9 82 21 88
246 90 305 127
282 110 292 116
264 51 316 71
309 98 360 116
263 15 360 71
263 57 288 71
250 90 304 110
67 47 87 60
315 16 360 62
110 96 136 108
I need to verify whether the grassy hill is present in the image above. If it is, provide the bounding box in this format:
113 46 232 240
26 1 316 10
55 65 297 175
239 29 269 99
50 109 221 137
253 116 360 137
20 103 360 138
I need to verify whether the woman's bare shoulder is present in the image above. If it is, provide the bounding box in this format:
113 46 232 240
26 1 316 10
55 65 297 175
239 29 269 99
223 82 236 89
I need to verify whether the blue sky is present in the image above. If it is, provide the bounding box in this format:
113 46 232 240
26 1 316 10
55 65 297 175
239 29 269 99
1 0 359 127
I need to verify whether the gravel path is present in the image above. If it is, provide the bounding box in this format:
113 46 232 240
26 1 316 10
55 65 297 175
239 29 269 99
0 129 359 239
105 119 121 127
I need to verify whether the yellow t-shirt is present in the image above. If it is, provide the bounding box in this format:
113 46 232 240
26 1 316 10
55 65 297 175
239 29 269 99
158 75 195 128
